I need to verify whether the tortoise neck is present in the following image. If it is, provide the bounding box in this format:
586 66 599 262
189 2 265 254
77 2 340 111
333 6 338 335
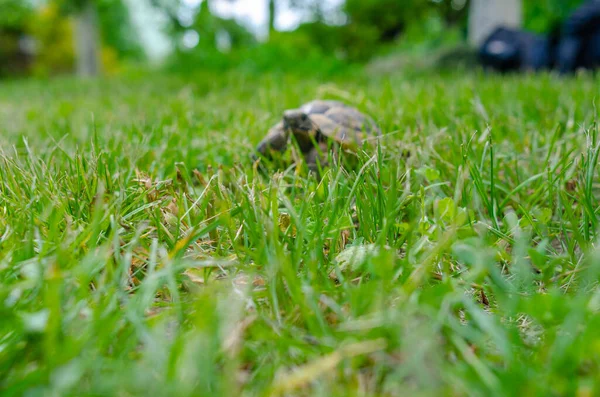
292 129 322 152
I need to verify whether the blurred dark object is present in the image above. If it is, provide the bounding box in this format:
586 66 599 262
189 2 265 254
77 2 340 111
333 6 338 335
479 0 600 73
0 1 34 77
0 30 36 77
479 27 552 72
556 0 600 73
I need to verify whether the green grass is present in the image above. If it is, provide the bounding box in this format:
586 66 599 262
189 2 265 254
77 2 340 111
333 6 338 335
1 69 600 396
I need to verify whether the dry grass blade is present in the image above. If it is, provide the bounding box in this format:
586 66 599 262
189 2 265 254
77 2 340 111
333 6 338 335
270 339 387 395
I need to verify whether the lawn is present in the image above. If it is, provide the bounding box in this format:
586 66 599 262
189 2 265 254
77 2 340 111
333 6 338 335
1 69 600 396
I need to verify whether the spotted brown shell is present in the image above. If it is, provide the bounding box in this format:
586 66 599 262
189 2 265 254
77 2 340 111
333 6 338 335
299 100 381 148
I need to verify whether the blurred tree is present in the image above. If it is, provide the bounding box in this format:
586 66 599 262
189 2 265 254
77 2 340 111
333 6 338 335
74 0 101 76
284 0 437 61
46 0 144 76
148 0 186 35
0 0 33 31
436 0 469 31
288 0 322 20
23 0 140 77
53 0 102 76
97 0 144 60
191 1 255 50
28 2 76 76
165 0 256 72
281 0 471 61
344 0 429 43
269 0 276 33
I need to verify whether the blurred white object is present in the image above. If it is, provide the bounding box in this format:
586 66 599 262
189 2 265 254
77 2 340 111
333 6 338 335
469 0 522 47
487 40 509 55
18 35 38 56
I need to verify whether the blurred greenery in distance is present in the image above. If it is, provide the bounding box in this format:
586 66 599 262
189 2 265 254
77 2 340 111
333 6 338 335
164 0 587 75
165 0 470 77
524 0 584 33
97 0 145 60
27 2 77 76
0 0 141 77
0 0 594 79
0 0 32 30
167 26 356 77
165 0 594 73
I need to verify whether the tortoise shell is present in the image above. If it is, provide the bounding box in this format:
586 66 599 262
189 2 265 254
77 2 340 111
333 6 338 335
254 100 381 164
297 100 381 148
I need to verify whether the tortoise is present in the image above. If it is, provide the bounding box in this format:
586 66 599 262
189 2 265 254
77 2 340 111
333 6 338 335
254 100 381 173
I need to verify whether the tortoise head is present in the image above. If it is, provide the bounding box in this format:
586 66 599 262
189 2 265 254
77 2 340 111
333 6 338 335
283 109 320 152
283 110 316 135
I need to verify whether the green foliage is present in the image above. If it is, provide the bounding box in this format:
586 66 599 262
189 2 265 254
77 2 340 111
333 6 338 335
168 5 353 77
191 2 256 51
1 69 600 395
284 0 427 62
523 0 584 33
39 0 143 60
0 0 32 31
168 32 355 78
296 20 382 62
97 0 144 59
246 28 355 75
167 2 255 70
27 2 76 76
17 0 142 77
344 0 428 42
286 0 468 61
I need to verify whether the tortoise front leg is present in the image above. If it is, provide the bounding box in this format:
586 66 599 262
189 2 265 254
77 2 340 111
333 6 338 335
255 121 289 159
304 141 330 175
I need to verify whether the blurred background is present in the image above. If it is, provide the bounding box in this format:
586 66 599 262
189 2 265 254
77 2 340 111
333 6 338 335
0 0 587 79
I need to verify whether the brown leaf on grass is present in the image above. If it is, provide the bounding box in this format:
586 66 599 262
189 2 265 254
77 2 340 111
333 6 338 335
130 248 148 269
166 197 178 215
183 268 205 285
480 289 490 307
193 169 208 186
134 170 174 202
231 273 266 289
340 229 351 248
252 276 266 287
278 213 297 236
134 170 153 190
176 166 186 186
127 247 150 290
